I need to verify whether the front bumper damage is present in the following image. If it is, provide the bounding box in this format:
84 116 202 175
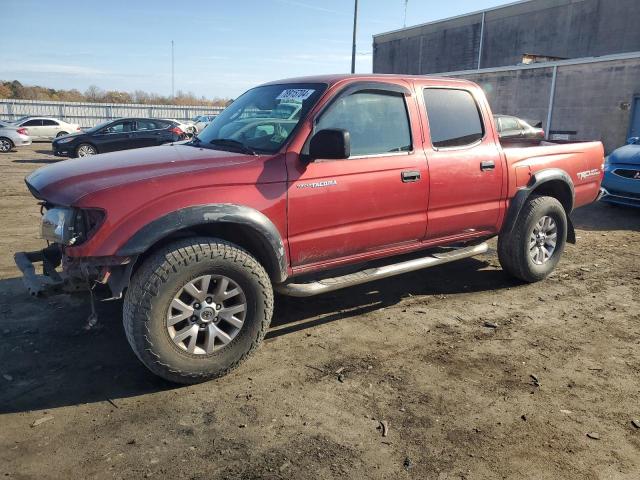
14 244 135 299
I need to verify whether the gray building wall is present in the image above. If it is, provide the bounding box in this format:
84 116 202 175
373 0 640 74
448 56 640 153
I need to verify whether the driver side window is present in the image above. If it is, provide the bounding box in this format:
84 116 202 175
315 91 412 157
102 121 133 134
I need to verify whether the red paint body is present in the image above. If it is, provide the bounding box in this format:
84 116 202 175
27 75 604 280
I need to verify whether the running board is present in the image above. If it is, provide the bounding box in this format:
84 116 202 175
276 242 489 297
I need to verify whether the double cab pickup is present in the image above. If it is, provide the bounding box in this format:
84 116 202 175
15 75 604 383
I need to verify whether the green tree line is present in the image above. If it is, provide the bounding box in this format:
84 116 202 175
0 80 230 106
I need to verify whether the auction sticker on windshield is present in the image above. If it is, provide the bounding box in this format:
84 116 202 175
276 89 315 101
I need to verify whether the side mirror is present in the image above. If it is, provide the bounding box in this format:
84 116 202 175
627 137 639 145
308 129 350 161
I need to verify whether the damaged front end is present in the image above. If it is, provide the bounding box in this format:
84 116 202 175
14 244 135 299
14 195 134 300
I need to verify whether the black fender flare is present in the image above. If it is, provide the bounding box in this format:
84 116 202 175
502 168 576 244
117 204 288 283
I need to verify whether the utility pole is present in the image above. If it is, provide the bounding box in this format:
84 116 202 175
351 0 358 74
171 40 175 99
403 0 408 28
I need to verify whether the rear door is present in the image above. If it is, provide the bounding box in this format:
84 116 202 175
133 119 170 147
287 83 428 268
420 87 504 240
20 119 44 139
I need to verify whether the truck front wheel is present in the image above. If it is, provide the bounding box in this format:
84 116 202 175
498 195 567 283
123 238 274 384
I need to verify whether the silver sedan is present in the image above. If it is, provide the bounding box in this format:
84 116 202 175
0 120 32 153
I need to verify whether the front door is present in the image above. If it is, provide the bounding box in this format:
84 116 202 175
420 87 504 240
94 120 135 152
287 85 428 268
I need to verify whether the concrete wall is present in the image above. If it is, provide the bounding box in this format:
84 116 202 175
373 0 640 74
453 57 640 153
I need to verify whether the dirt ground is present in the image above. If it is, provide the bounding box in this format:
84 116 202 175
0 143 638 480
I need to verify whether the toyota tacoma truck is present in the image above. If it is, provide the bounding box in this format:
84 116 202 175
14 75 604 384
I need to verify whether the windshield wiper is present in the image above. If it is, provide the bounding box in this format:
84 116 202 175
209 138 256 155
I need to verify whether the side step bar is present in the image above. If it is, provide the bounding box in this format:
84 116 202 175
276 242 489 297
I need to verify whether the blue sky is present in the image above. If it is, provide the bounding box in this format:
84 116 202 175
3 0 509 98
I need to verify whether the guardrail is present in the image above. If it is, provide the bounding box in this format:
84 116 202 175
0 99 225 128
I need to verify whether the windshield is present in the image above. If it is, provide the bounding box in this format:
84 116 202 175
194 83 326 154
86 120 113 133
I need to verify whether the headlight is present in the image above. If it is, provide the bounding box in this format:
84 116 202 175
41 207 77 244
55 137 75 144
41 207 105 245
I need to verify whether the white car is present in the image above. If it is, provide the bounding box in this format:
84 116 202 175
163 119 196 137
11 117 80 140
191 115 217 133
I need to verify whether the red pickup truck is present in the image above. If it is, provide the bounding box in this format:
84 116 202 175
15 75 604 383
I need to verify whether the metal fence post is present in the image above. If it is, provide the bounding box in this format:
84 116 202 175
545 65 558 140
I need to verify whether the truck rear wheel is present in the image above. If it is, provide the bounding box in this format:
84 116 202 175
123 237 273 384
498 195 567 283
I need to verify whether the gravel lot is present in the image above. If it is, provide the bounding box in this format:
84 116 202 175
0 143 639 479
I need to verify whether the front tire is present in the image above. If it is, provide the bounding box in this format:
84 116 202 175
56 131 68 138
0 137 14 153
123 238 274 384
76 143 97 157
498 195 567 283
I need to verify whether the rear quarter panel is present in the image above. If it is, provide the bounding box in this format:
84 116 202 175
503 141 605 209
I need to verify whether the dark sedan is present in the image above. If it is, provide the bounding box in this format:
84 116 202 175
52 118 186 157
494 114 545 145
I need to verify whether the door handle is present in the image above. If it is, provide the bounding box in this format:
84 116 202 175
401 170 421 182
480 160 495 171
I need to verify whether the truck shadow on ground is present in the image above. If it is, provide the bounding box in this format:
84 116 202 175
572 202 639 232
0 257 514 414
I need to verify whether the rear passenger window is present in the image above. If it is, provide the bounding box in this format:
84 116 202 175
136 120 161 131
316 91 412 156
423 88 484 148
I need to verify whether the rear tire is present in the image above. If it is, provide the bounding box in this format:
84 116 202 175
498 195 567 283
0 137 14 153
123 237 274 384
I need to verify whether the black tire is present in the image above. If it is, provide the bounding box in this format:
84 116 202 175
498 195 567 283
56 131 68 138
123 237 274 384
0 137 14 153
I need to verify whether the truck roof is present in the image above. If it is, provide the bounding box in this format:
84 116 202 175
261 73 479 89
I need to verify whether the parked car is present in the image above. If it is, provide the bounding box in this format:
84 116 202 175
164 118 196 136
52 118 185 157
15 74 604 384
494 114 545 145
12 117 80 140
599 136 640 207
0 120 32 153
192 115 217 133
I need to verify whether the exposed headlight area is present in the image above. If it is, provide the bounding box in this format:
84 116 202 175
55 136 75 144
41 206 105 246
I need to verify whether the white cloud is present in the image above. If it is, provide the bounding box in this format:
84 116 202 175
3 63 107 77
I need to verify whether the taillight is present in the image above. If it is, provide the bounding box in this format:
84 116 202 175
17 128 28 135
538 130 545 138
76 126 81 131
170 127 184 135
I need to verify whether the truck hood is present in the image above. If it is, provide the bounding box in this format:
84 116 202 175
608 144 640 166
26 144 260 206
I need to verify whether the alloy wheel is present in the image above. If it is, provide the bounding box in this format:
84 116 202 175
529 215 558 265
166 274 247 355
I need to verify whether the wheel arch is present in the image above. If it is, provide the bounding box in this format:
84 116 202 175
117 204 288 285
503 168 576 243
